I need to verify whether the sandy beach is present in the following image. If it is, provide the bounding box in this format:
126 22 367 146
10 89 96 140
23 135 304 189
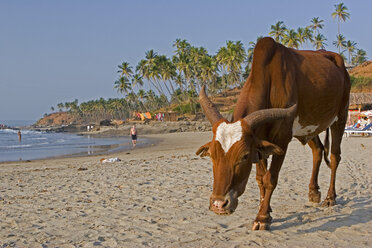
0 131 371 247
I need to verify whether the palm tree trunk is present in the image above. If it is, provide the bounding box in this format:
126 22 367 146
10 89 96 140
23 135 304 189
160 79 172 97
167 80 176 95
155 78 167 97
149 80 163 96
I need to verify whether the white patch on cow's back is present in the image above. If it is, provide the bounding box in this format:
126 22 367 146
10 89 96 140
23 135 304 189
216 121 243 153
292 116 319 136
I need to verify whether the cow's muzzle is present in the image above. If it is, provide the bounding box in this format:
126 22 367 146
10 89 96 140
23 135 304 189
209 190 238 215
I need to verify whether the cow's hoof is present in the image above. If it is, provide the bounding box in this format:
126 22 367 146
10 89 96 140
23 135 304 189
321 197 336 207
252 221 270 231
309 190 321 203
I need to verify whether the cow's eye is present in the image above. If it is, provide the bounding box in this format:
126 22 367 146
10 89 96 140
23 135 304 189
238 154 250 165
242 154 249 161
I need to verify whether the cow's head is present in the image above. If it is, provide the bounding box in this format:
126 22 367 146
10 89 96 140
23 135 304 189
196 86 296 215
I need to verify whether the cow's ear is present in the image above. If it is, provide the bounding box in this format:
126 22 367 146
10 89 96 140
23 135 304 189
196 142 211 157
256 140 284 159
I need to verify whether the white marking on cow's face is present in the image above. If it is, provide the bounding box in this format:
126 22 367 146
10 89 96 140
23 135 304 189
215 121 243 153
292 116 319 136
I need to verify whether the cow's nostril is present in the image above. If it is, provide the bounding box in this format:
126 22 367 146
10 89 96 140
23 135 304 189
222 199 229 208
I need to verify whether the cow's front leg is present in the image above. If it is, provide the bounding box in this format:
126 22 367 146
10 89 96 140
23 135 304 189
256 159 272 212
252 184 274 230
252 153 286 231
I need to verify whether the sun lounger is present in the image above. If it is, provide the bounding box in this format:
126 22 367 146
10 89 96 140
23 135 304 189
344 124 372 137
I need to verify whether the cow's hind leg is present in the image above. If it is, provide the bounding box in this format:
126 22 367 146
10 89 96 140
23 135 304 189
322 114 346 207
307 136 323 203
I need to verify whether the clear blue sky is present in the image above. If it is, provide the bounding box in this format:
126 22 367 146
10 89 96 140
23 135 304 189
1 0 371 121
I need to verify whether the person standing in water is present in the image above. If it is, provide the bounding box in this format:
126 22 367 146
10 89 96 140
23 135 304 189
18 130 22 142
130 125 137 148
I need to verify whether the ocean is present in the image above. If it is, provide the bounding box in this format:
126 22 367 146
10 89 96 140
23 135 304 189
0 120 134 162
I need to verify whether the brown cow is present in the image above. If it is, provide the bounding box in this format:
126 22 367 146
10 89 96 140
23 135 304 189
196 37 350 230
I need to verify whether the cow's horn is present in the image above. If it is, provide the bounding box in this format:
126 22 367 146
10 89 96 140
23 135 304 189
199 85 223 125
244 104 297 130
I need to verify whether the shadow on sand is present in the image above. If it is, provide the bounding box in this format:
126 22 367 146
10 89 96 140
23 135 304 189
271 196 372 232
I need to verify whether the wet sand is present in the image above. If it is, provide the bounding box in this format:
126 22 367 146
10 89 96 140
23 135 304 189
0 131 371 247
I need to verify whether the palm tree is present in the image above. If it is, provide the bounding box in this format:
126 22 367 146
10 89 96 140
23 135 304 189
282 29 300 49
303 26 314 48
174 53 192 87
173 41 191 100
174 74 185 95
136 59 153 92
118 98 130 119
105 99 115 119
136 51 163 95
189 46 211 92
57 103 64 112
91 98 105 121
352 49 367 65
297 28 306 48
344 40 356 65
172 39 193 93
215 50 227 89
117 62 133 78
313 34 327 49
145 50 166 96
137 89 148 111
173 39 191 55
64 102 71 112
156 55 176 97
269 21 287 43
216 40 246 87
216 46 227 74
310 17 324 35
126 92 139 111
131 74 143 91
333 34 346 54
145 49 157 65
68 99 80 116
162 59 177 96
114 76 131 96
199 55 218 87
145 90 156 109
331 3 350 36
190 46 208 67
108 99 126 119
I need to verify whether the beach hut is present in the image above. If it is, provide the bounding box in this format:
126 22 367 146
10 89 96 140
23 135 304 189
347 93 372 125
349 93 372 112
163 112 179 121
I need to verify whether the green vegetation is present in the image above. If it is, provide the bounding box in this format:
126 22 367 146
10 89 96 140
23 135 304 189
172 102 201 115
52 94 168 123
48 2 368 123
350 76 372 92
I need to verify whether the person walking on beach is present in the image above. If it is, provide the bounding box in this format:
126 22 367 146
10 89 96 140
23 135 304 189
130 125 137 148
18 130 22 142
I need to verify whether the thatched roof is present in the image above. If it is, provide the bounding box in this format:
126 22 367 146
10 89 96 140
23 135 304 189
349 93 372 105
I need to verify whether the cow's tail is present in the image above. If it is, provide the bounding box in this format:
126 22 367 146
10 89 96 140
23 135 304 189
323 128 330 168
